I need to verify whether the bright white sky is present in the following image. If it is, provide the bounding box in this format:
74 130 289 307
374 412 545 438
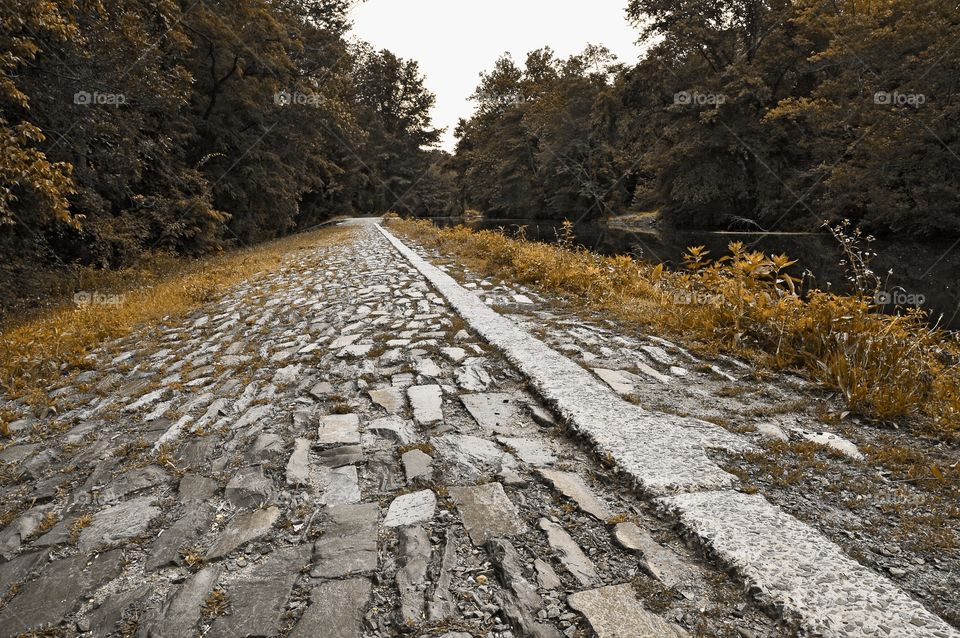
349 0 644 151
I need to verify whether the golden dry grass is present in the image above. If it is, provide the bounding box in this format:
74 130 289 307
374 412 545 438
389 217 960 435
0 225 351 409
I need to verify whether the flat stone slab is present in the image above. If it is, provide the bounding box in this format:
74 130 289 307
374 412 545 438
331 333 361 349
640 345 673 366
78 496 161 552
290 578 372 638
461 392 518 433
384 489 437 527
272 364 303 385
1 505 54 557
286 438 311 486
433 434 512 478
499 437 556 466
487 538 540 609
366 415 418 445
207 546 311 638
591 368 637 395
449 483 525 545
428 529 458 621
455 361 492 391
801 431 863 460
636 361 672 384
146 507 214 571
0 443 38 464
179 474 218 502
0 549 123 635
441 347 467 362
86 583 150 637
402 449 433 483
408 385 443 425
341 343 373 357
318 465 361 506
0 550 49 597
415 357 442 378
318 413 361 445
613 522 696 589
369 387 406 414
537 470 612 521
312 502 379 578
534 558 562 590
318 444 364 467
756 422 789 442
206 506 280 560
101 465 170 501
396 525 431 624
248 432 284 461
225 465 274 508
659 491 960 638
309 381 334 399
146 565 220 637
567 583 688 637
539 518 598 586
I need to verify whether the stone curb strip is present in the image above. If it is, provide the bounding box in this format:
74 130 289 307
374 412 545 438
375 222 960 638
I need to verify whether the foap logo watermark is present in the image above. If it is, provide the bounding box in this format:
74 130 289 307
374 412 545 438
72 490 122 508
74 291 125 307
671 290 725 306
274 90 324 107
874 289 926 307
874 91 926 107
74 90 126 106
674 91 726 106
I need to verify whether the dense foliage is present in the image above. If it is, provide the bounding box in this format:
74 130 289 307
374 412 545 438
0 0 451 299
450 0 960 238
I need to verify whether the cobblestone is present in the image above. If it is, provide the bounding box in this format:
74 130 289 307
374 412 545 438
1 220 942 637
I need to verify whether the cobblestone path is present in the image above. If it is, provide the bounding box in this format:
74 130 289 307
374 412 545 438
0 220 953 638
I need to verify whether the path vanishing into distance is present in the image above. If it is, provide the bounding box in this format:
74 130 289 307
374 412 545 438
0 218 957 638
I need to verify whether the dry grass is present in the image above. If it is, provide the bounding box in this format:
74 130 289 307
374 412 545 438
389 217 960 436
201 590 230 618
0 225 351 407
70 514 93 543
180 546 205 570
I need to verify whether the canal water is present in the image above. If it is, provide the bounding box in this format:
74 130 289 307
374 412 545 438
426 217 960 330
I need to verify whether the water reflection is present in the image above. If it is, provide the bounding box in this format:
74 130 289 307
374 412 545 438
426 217 960 330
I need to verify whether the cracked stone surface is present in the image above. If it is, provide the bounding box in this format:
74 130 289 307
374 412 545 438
659 491 959 638
449 482 526 545
407 384 443 425
539 518 599 587
78 497 161 552
290 577 372 638
613 522 698 589
0 219 947 638
383 489 437 528
538 469 613 521
568 583 690 637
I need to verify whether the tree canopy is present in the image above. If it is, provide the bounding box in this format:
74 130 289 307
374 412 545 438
450 0 960 238
0 0 451 274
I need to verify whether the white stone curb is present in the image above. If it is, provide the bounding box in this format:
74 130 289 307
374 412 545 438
376 223 739 495
376 222 960 638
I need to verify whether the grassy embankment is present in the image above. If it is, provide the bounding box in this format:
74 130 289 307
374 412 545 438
389 217 960 438
0 224 351 419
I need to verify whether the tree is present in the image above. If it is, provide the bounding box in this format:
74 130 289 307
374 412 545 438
0 1 77 228
0 0 446 311
453 47 625 221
